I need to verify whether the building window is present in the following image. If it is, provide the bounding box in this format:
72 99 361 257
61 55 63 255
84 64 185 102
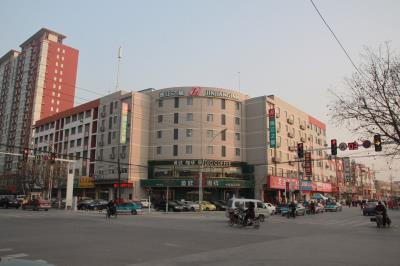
221 99 226 109
207 130 213 138
235 133 240 141
66 117 71 124
186 145 192 154
236 102 240 110
109 117 113 129
157 146 162 155
157 130 162 139
187 113 193 121
187 97 193 105
108 132 112 144
71 127 76 135
235 148 240 156
158 115 163 123
174 128 179 140
70 140 75 148
78 125 83 133
222 146 226 157
77 139 82 147
174 97 179 108
235 117 240 125
85 110 91 118
221 114 226 125
207 114 213 122
174 113 179 124
207 98 213 106
186 129 193 137
207 146 213 154
173 145 178 156
110 102 114 115
221 130 226 141
158 99 163 107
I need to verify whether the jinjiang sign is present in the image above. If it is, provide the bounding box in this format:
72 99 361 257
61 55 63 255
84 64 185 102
205 90 240 100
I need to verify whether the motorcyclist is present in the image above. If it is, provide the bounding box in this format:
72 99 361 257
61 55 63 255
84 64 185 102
375 201 387 227
289 201 297 218
310 201 316 214
107 200 116 216
244 202 256 224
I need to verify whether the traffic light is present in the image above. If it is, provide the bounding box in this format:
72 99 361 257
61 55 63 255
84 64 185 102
297 143 304 159
331 139 337 156
50 152 56 164
22 148 29 161
374 134 382 152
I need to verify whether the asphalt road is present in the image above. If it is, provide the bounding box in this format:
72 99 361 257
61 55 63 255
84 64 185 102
0 207 399 266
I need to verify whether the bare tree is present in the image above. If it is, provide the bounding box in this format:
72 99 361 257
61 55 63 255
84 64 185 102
328 43 400 155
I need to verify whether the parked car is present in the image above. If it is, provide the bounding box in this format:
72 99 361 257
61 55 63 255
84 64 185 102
210 200 227 211
281 203 306 216
197 201 217 211
154 200 185 212
264 202 276 215
116 202 142 215
22 199 51 211
363 202 378 216
140 198 150 208
77 199 95 210
275 203 286 214
0 197 20 209
181 200 200 212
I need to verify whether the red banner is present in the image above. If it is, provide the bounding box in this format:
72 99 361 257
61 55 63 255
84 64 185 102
268 176 299 190
312 182 332 192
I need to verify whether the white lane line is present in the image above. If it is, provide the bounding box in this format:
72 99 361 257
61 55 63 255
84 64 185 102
0 248 12 252
1 253 29 259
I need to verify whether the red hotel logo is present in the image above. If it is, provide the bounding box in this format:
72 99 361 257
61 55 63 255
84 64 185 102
190 87 202 96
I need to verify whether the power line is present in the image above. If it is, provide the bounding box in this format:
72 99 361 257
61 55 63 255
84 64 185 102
310 0 365 78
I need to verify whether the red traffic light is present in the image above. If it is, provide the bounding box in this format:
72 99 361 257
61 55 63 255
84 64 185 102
331 139 338 156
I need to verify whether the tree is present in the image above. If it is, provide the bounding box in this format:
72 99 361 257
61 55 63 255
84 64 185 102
328 43 400 155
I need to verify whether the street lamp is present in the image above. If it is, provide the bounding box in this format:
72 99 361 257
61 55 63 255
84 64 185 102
198 128 227 206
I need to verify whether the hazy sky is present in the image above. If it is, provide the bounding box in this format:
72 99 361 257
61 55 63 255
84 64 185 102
1 0 399 180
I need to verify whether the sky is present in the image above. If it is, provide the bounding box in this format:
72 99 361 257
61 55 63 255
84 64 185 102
1 0 399 181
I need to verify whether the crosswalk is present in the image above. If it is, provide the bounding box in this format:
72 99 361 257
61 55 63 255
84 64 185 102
0 247 51 264
267 215 378 228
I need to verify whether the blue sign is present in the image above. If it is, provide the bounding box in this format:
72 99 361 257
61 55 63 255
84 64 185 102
300 180 313 191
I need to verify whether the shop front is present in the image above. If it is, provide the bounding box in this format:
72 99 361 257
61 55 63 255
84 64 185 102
265 175 301 204
141 178 254 202
311 182 333 199
94 179 134 201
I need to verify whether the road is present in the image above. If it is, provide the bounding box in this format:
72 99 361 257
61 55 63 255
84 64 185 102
0 207 399 266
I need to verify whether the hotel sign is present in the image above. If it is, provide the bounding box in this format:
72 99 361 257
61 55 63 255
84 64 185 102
159 90 185 98
174 159 232 167
205 90 240 100
268 108 276 148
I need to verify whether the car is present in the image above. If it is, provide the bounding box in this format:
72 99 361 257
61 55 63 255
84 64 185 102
116 202 142 215
275 203 286 214
197 201 217 211
77 199 95 210
22 199 51 211
210 200 227 211
0 197 20 209
181 200 200 212
326 202 342 212
363 202 378 216
264 202 276 215
154 200 185 212
281 203 306 216
225 198 271 220
140 198 150 208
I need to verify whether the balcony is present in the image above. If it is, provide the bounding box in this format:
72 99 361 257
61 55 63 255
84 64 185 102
288 132 294 138
287 118 294 125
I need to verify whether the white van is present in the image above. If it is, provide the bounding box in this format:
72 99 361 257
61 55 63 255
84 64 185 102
225 198 271 220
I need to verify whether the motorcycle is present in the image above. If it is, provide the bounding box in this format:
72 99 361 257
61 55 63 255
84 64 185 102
371 211 391 228
228 209 261 228
287 208 296 219
106 205 117 219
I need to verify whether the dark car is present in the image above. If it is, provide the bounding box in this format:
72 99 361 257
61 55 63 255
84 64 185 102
154 200 184 212
78 199 108 210
275 203 286 214
211 200 227 211
0 197 20 209
363 202 379 216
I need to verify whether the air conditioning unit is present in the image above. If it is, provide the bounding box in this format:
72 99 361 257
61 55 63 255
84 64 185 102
288 132 294 138
287 118 294 125
101 112 106 117
300 124 306 130
300 137 306 143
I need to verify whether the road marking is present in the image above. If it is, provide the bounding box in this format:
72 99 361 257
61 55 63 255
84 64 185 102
0 248 12 252
1 253 28 259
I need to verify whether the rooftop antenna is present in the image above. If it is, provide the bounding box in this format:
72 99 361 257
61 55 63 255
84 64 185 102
237 71 241 92
115 46 123 92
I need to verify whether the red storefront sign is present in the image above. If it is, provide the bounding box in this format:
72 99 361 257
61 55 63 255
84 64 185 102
113 183 133 188
268 176 299 190
312 182 332 192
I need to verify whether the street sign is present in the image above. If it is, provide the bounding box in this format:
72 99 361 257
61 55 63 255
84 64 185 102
339 142 347 151
362 140 372 149
348 142 358 150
